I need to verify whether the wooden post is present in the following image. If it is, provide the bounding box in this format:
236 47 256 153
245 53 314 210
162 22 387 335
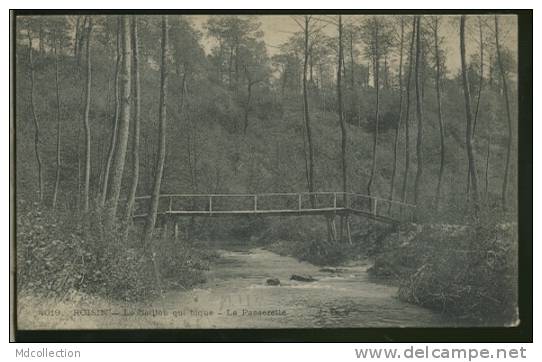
298 193 302 210
168 196 173 212
333 192 337 209
209 195 213 214
331 216 337 241
254 195 258 211
161 217 169 240
373 198 378 216
346 215 352 244
174 220 179 241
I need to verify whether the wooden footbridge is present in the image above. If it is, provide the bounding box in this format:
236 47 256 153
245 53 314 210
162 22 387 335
133 192 416 225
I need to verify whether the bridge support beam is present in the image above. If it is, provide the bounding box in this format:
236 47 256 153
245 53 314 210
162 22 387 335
174 220 179 241
326 215 337 243
161 218 169 240
345 215 352 244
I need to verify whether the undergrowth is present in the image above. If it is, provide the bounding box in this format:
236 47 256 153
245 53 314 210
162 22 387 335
16 200 218 302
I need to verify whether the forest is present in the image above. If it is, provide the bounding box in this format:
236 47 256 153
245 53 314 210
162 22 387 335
15 14 519 326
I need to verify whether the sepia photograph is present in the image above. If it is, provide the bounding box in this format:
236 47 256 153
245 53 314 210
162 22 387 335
10 10 529 339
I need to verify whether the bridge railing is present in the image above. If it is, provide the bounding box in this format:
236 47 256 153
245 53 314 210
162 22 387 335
133 192 416 221
346 193 416 221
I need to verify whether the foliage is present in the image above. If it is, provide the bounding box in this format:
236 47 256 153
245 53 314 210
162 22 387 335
14 15 520 324
368 219 518 325
263 218 394 266
16 201 213 302
266 239 351 266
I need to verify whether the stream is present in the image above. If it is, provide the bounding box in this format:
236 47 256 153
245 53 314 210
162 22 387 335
155 245 461 328
19 244 465 329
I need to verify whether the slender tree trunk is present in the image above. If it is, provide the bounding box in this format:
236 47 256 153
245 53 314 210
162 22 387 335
472 17 485 137
98 65 114 189
383 55 389 89
389 18 404 206
337 16 350 243
228 46 234 89
401 17 416 204
105 16 132 221
101 17 122 207
349 30 357 127
350 30 355 90
234 43 240 90
302 16 315 207
124 16 141 225
243 77 254 135
485 97 494 197
82 17 93 212
74 16 80 56
38 23 44 55
366 61 370 88
433 17 446 208
143 16 169 246
467 17 485 197
76 16 88 66
413 16 424 207
76 129 81 210
494 15 513 210
367 22 380 196
460 15 480 211
27 30 44 203
52 32 62 209
420 42 426 101
309 44 314 85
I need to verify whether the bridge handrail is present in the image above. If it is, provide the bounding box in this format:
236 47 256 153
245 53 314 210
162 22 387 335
133 191 416 209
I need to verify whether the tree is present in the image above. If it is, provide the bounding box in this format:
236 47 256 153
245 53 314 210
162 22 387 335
75 16 88 66
290 15 317 205
472 16 485 137
460 15 480 211
73 16 81 56
494 15 513 210
485 90 497 197
81 16 93 212
51 18 69 209
100 17 122 208
26 27 44 204
105 15 132 220
361 16 394 196
388 17 405 204
239 39 269 134
301 16 314 201
143 15 169 247
401 17 416 204
467 16 486 198
430 16 446 208
413 16 424 207
337 15 350 243
124 16 141 225
205 16 263 90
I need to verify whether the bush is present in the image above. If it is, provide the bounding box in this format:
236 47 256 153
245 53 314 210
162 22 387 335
155 236 219 289
16 202 157 301
267 238 353 266
367 221 518 325
398 222 518 325
16 200 216 302
262 219 394 266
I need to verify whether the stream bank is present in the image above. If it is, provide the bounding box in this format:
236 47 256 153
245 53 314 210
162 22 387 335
18 245 466 329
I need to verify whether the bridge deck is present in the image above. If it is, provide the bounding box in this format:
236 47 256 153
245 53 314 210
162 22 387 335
133 192 415 224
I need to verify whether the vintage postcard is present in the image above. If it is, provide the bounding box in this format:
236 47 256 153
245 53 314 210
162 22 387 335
12 11 524 333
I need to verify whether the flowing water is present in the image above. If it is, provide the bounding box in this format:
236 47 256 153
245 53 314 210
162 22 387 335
154 245 461 328
19 244 464 329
